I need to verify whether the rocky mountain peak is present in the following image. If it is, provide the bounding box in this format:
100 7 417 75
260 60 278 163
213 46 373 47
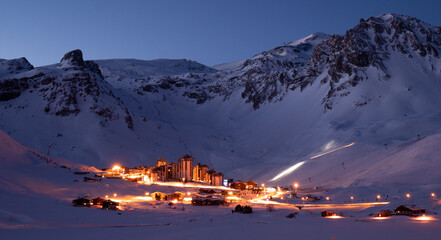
59 49 85 68
0 57 34 77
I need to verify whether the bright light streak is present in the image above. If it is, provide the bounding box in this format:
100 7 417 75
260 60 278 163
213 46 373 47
310 142 355 159
372 217 389 220
138 181 232 190
183 197 192 201
250 199 283 205
133 196 153 201
326 215 343 219
225 196 240 200
270 142 355 182
414 215 433 221
270 161 305 181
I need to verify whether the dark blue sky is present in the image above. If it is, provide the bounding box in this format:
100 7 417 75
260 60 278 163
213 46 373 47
0 0 440 67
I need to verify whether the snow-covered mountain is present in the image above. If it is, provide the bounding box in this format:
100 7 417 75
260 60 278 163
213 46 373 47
1 13 441 192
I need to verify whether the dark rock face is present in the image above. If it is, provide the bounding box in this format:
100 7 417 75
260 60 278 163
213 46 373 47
60 49 85 67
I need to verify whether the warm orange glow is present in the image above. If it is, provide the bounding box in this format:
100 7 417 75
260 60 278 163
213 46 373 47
133 196 153 201
105 195 108 198
225 196 240 200
350 196 354 200
414 215 433 221
281 197 284 200
183 197 192 201
377 195 381 199
261 183 265 187
431 193 436 197
406 193 411 198
112 165 121 171
372 217 389 220
187 192 191 196
326 215 343 219
145 192 149 196
294 183 299 188
138 180 232 190
228 191 233 195
326 197 330 201
171 199 178 204
114 193 117 197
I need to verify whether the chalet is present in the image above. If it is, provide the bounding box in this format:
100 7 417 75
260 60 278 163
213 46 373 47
321 210 337 217
199 188 216 194
232 204 253 214
305 194 320 202
232 181 247 190
192 195 224 206
72 197 92 207
152 192 168 201
376 210 393 217
394 205 425 216
102 200 119 210
245 180 257 189
92 197 106 206
169 192 185 201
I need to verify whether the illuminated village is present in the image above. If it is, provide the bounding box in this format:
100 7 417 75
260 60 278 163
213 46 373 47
71 154 437 223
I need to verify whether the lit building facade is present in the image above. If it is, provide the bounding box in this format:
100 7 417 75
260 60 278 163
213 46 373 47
178 155 193 182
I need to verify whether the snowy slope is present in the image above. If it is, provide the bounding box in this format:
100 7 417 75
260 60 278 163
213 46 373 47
0 13 440 192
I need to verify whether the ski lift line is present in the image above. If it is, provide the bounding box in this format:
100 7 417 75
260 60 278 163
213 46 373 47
310 142 356 159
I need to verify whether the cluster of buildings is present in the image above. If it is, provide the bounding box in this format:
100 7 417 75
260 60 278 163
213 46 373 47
100 155 225 186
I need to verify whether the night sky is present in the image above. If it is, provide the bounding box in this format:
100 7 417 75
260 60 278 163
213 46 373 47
1 0 440 67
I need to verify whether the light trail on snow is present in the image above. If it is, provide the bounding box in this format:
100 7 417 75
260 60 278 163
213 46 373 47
310 142 355 159
270 142 356 182
270 161 306 181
